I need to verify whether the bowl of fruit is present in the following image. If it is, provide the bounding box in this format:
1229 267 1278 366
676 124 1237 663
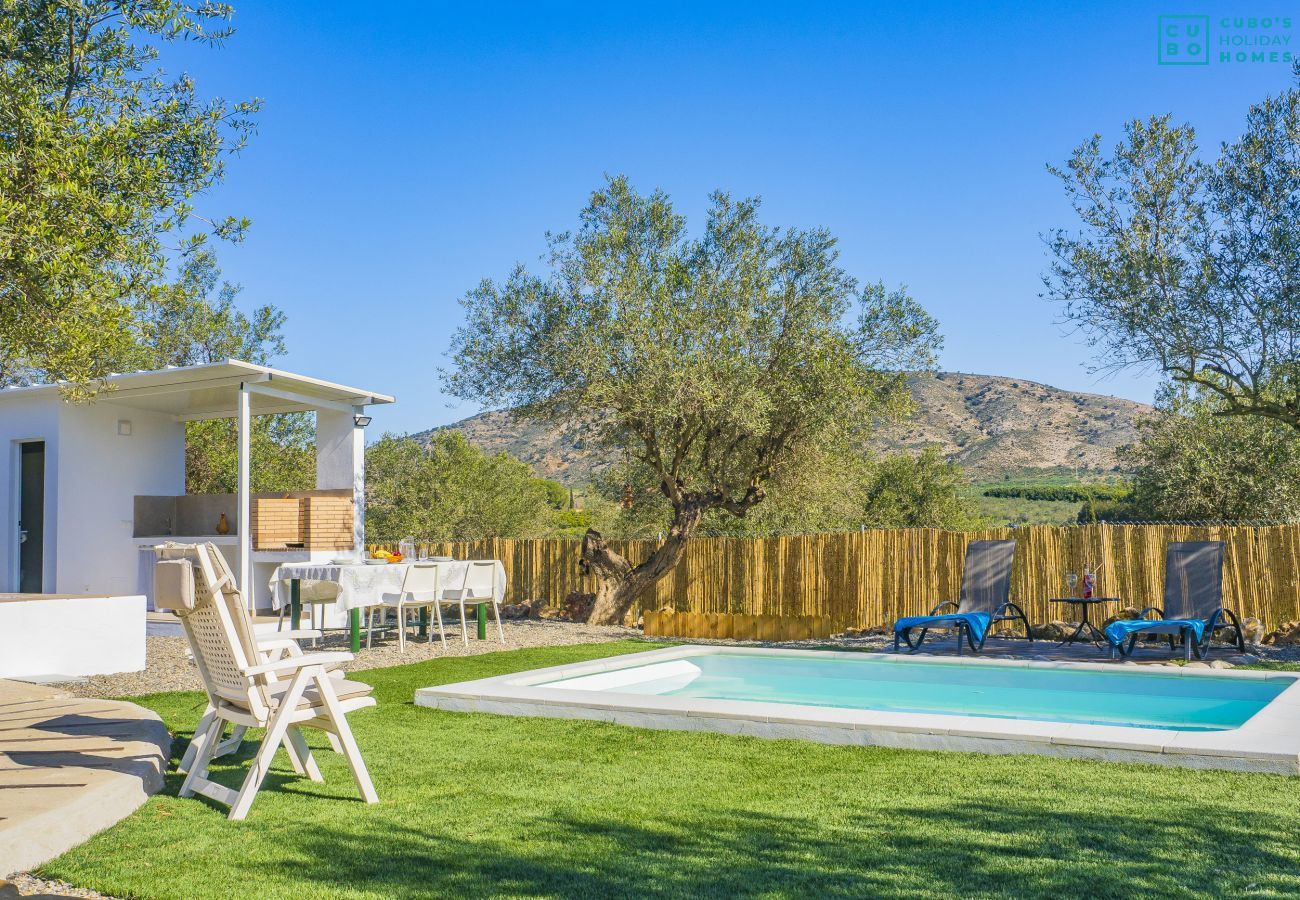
369 549 404 565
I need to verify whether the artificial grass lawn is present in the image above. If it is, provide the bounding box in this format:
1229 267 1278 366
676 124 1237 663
41 641 1300 899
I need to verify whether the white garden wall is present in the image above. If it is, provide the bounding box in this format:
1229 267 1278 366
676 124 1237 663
0 594 146 678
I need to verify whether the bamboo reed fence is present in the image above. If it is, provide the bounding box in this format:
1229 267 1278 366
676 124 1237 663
643 610 836 640
371 523 1300 630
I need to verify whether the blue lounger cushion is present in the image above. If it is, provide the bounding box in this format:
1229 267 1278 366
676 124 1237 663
1104 618 1206 647
895 612 992 643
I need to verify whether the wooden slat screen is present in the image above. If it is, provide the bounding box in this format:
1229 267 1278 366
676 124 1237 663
372 524 1300 629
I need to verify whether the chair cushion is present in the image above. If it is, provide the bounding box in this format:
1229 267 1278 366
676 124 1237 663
1104 618 1206 647
300 580 342 603
154 558 196 612
895 612 992 643
266 677 374 710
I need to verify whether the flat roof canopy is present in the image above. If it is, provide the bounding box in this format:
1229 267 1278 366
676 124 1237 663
0 360 395 420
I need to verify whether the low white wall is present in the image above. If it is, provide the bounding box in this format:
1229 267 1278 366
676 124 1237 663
0 595 146 679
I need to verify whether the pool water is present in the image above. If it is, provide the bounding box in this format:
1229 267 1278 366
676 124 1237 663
540 653 1292 731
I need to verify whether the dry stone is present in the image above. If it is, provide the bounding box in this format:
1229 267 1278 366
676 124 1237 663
1264 620 1300 646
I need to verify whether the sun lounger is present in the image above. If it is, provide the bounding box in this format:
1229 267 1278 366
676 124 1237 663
893 540 1031 654
1105 541 1245 661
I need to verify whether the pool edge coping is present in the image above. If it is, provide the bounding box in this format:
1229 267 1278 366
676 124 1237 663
413 645 1300 775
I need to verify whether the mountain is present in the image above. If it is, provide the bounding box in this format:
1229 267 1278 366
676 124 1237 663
419 373 1153 484
418 411 615 484
873 372 1152 476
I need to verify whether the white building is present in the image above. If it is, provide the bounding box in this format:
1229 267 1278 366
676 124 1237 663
0 361 393 678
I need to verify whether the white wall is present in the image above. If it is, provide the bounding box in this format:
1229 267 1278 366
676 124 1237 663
0 395 61 593
55 401 184 594
316 408 366 548
0 594 146 678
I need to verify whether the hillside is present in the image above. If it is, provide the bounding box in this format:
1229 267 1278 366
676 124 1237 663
876 372 1150 475
420 373 1153 485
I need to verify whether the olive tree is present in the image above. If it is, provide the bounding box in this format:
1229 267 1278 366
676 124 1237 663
1121 387 1300 522
446 177 940 624
591 444 980 539
364 433 558 542
1045 81 1300 429
0 0 258 392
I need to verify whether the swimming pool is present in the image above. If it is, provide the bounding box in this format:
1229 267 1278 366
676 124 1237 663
415 646 1300 774
540 653 1285 731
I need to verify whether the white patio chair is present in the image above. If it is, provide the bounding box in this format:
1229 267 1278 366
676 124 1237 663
163 544 336 774
442 561 506 647
277 579 342 646
158 542 378 820
368 563 444 653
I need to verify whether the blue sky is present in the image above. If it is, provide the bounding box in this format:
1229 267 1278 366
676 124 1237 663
165 2 1295 436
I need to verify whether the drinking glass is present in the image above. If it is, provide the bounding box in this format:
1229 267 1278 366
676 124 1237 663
1066 573 1078 597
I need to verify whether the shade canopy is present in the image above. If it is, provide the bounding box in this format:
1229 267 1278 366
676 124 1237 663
0 360 393 597
0 360 394 420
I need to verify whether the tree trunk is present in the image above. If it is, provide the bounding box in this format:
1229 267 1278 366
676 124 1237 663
580 529 632 624
582 504 706 626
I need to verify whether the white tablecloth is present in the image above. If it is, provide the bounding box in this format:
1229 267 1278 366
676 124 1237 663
268 560 507 612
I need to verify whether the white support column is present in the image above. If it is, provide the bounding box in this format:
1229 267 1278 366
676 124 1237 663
351 405 366 553
316 407 367 554
236 385 251 601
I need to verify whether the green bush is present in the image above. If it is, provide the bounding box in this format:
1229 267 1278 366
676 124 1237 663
365 432 557 541
984 484 1130 503
1077 498 1145 524
553 508 592 537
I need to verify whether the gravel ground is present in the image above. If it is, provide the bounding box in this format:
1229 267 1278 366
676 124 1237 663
682 631 1300 665
54 618 640 699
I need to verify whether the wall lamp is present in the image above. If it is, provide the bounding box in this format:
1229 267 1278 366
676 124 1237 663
353 414 373 427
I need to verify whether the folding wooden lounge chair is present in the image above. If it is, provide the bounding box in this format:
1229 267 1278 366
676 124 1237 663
156 542 378 820
1105 541 1245 662
893 540 1031 655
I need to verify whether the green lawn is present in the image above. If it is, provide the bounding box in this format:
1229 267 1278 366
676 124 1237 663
41 642 1300 899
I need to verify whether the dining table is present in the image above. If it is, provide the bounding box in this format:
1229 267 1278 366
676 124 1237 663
268 559 508 651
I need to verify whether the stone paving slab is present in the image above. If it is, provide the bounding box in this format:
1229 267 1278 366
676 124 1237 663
876 634 1261 664
666 632 1265 666
0 680 169 877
